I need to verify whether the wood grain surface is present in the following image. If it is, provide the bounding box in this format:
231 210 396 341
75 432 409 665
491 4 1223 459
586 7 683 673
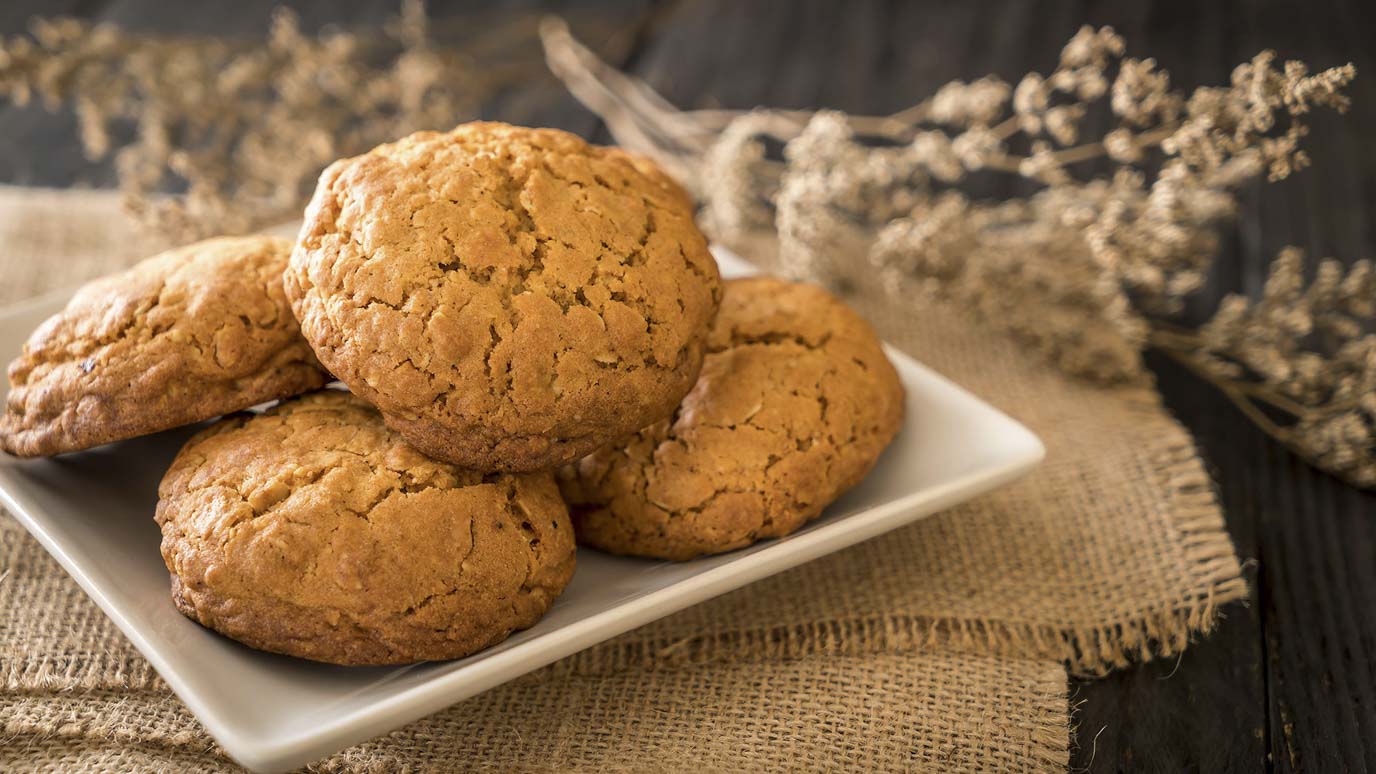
1 1 1373 770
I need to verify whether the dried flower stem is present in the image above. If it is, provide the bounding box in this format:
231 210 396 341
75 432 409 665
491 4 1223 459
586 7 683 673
1152 331 1299 416
1151 330 1370 487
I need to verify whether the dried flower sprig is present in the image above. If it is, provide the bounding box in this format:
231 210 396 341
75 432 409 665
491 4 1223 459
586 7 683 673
0 3 579 241
1153 250 1376 486
540 20 1372 488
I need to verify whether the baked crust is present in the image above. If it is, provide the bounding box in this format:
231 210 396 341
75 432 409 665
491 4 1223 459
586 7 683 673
560 277 906 560
285 122 721 472
156 391 576 665
0 235 328 457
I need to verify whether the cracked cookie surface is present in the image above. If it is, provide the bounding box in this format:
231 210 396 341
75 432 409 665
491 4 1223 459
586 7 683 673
156 390 575 666
285 122 722 472
0 235 328 457
559 277 905 560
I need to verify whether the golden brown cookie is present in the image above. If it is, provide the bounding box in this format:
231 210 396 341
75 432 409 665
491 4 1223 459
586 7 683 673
156 391 576 666
0 235 328 457
559 277 905 560
285 122 722 472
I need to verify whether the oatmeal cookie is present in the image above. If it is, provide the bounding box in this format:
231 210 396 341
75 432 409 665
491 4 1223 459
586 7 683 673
285 122 721 472
0 236 327 457
559 277 905 560
156 391 575 665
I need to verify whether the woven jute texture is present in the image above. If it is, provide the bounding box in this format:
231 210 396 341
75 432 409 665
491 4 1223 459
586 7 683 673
0 186 1246 771
0 653 1068 773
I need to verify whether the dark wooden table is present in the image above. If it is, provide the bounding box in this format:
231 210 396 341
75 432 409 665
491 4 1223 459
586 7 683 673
2 1 1374 771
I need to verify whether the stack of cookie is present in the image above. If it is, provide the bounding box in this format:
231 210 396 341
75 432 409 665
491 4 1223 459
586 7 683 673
0 123 904 666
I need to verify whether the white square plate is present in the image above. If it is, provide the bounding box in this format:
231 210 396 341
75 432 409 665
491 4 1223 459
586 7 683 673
0 247 1043 772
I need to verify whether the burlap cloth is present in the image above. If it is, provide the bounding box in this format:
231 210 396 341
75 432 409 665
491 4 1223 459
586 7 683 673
0 186 1246 772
